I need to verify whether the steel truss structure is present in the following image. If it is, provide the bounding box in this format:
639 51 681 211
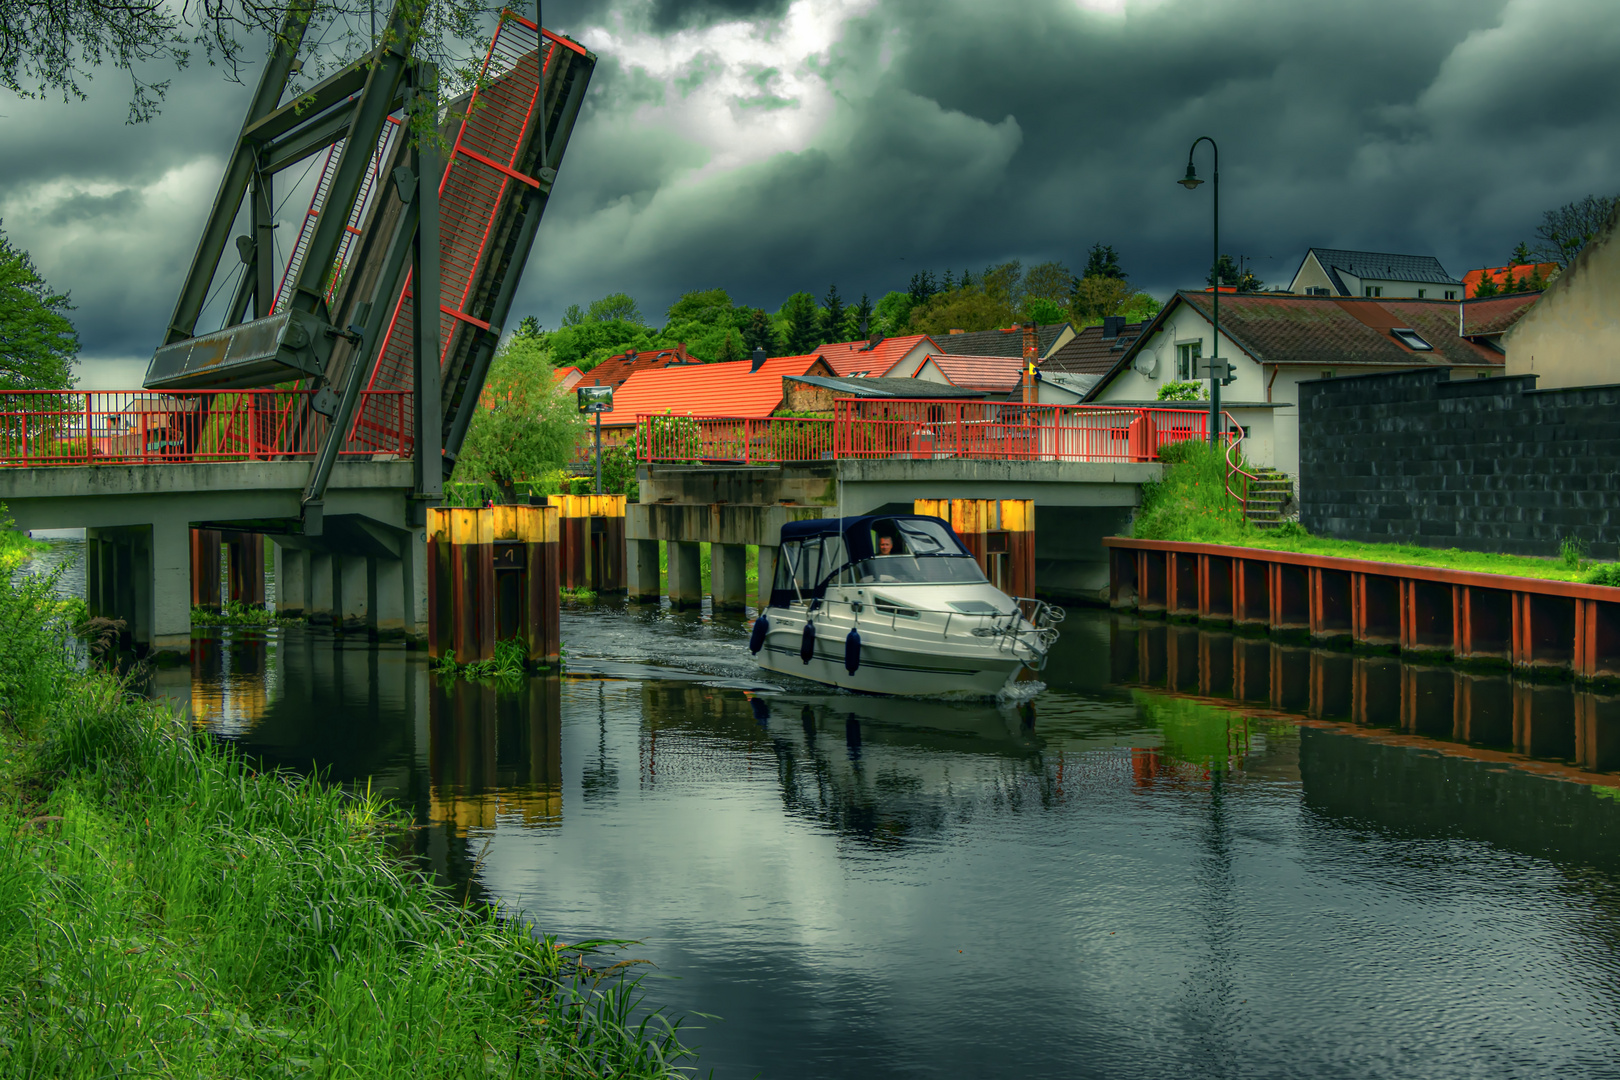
143 1 594 529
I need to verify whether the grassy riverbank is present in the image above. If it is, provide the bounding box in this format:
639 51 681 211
1134 442 1614 585
0 564 694 1076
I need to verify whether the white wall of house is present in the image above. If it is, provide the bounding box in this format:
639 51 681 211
1089 303 1266 406
1503 211 1620 389
1286 252 1459 299
1089 300 1496 479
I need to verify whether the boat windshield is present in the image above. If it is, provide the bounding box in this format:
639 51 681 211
855 555 986 584
852 517 984 585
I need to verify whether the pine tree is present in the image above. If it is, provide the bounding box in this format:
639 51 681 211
1084 243 1125 281
742 308 777 355
907 271 938 304
515 315 541 338
941 269 956 293
1472 270 1500 298
853 293 875 338
1510 241 1532 266
820 284 848 344
781 292 821 354
717 329 743 362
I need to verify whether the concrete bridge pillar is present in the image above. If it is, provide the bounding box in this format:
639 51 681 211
370 556 406 638
757 545 777 611
667 541 702 609
86 521 187 658
627 539 660 602
336 554 369 632
308 552 335 625
711 543 748 611
275 544 308 617
407 529 428 642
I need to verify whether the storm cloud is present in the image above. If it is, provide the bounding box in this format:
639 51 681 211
2 0 1615 385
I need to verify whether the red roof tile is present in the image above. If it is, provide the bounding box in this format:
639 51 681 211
911 353 1025 393
812 334 940 376
552 366 584 390
606 354 835 423
582 343 694 389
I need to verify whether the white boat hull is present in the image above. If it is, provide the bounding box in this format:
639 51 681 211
753 583 1049 697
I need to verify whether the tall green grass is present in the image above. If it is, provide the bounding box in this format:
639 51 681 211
1131 440 1253 545
0 560 696 1078
1131 441 1618 586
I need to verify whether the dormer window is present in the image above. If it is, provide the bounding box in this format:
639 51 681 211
1391 328 1433 351
1364 286 1384 297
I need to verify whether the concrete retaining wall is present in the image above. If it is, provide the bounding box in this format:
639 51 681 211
1299 368 1620 558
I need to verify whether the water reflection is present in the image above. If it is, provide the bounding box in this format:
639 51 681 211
156 614 1620 1079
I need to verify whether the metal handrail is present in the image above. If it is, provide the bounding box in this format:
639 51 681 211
1221 409 1258 519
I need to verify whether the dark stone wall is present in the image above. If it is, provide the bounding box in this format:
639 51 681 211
1299 368 1620 558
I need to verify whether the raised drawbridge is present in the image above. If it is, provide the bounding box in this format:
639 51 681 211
143 2 594 531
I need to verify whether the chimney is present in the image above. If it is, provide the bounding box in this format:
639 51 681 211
1021 323 1038 404
1102 316 1125 339
676 342 688 364
750 346 767 374
949 328 966 335
625 349 636 364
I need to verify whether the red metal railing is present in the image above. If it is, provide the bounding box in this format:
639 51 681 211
831 399 1208 462
0 390 411 466
632 401 1212 464
635 414 835 463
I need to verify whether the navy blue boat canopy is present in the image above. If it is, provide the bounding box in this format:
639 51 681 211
770 515 983 607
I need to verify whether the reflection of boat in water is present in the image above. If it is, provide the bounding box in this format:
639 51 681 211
751 515 1063 696
752 690 1042 758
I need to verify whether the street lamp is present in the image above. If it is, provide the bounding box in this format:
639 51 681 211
1179 137 1222 446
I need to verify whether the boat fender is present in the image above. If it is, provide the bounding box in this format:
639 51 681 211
800 621 816 664
749 614 769 655
844 627 861 675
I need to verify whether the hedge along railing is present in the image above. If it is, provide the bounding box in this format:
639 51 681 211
0 390 412 465
635 413 835 463
831 399 1210 462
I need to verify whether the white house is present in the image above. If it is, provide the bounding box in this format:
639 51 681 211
1287 248 1464 300
1080 291 1521 478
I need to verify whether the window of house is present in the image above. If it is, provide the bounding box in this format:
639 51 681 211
1417 289 1427 298
1321 370 1335 379
1445 290 1457 300
1391 328 1433 351
1177 342 1202 380
1306 287 1330 296
1364 286 1383 298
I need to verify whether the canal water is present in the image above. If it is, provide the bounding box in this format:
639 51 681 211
26 538 1620 1078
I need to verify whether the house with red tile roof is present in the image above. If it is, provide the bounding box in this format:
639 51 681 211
811 333 942 377
910 322 1076 364
581 342 698 390
892 353 1025 395
1461 263 1557 296
1083 291 1540 479
601 353 836 430
552 366 584 391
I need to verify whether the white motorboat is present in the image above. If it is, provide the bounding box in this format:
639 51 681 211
749 514 1063 697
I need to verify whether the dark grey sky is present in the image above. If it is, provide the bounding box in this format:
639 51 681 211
3 0 1615 385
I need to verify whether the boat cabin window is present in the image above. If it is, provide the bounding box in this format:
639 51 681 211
855 518 985 585
771 535 851 605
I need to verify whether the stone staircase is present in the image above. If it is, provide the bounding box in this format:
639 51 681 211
1241 469 1293 529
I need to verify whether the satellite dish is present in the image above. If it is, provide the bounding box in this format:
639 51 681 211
1133 345 1159 378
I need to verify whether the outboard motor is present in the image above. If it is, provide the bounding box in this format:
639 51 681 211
800 621 816 664
749 615 769 655
844 627 861 675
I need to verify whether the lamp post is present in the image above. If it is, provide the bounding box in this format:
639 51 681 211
1179 137 1221 446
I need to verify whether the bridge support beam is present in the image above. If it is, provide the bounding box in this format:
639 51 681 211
757 544 777 610
370 555 405 638
309 552 335 625
337 554 369 632
276 544 307 617
668 541 702 609
711 543 748 612
627 539 660 603
152 519 190 657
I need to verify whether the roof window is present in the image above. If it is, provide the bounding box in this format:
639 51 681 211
1391 328 1433 351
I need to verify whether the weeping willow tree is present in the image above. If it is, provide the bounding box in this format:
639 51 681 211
451 333 583 504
